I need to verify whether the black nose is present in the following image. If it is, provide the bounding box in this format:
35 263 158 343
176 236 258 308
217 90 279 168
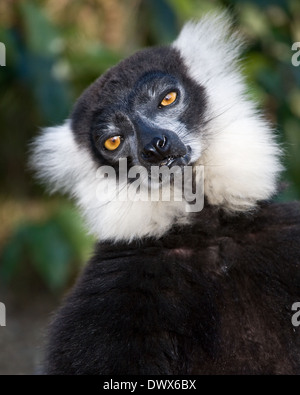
142 136 171 163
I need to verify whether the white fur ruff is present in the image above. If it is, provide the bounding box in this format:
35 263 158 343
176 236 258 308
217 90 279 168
31 122 189 241
173 12 282 211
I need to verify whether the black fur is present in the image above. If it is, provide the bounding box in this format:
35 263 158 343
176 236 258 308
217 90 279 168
44 201 300 374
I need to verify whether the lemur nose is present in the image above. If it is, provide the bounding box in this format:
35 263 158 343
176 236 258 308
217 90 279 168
142 136 170 163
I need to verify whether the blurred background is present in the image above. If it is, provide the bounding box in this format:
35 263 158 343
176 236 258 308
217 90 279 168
0 0 299 374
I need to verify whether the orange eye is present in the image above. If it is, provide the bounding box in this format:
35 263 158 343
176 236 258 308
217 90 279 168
160 92 177 107
104 136 121 151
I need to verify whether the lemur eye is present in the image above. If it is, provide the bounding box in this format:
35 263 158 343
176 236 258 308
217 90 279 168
104 136 121 151
160 92 177 107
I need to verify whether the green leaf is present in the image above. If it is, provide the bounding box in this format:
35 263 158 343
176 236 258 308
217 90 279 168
0 229 24 283
20 2 59 57
53 205 94 263
144 0 179 44
23 221 73 292
17 2 72 123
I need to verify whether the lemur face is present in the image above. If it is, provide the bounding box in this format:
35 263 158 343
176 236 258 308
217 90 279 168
71 47 207 175
31 14 282 241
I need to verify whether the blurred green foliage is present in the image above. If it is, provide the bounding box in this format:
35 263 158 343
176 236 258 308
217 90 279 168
0 204 93 292
0 0 299 292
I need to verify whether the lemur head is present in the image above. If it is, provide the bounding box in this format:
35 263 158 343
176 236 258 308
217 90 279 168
31 13 282 242
72 46 206 171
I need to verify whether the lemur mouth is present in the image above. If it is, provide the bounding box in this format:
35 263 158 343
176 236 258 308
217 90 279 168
159 146 192 168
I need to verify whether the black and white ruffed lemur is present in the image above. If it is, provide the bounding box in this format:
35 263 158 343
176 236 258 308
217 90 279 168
31 13 300 374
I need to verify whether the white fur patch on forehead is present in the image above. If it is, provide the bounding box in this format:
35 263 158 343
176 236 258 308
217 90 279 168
173 12 283 212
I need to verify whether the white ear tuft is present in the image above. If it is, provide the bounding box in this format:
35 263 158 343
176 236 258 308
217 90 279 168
30 120 96 195
173 12 243 81
173 12 283 212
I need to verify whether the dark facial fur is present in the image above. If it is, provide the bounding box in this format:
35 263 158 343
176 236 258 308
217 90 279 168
71 47 207 174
